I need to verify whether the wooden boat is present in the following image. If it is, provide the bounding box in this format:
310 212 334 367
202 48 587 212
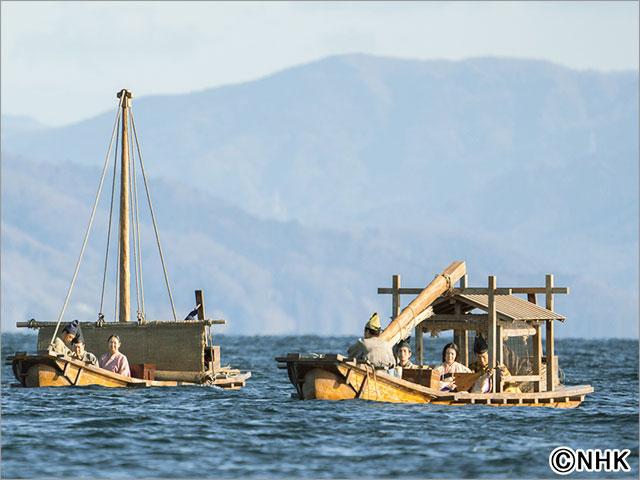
276 354 593 408
8 89 250 389
8 351 250 389
276 262 594 408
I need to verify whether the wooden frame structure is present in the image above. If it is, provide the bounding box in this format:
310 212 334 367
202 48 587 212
378 273 568 393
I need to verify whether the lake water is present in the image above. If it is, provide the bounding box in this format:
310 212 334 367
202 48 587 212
1 333 638 478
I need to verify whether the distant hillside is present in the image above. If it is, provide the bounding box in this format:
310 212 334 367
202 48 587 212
1 114 47 144
1 55 638 338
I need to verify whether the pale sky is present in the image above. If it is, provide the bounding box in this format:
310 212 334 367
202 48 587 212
1 1 638 127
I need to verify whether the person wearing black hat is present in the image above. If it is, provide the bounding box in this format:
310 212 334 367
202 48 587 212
396 339 415 368
469 334 519 393
49 320 81 356
469 335 490 374
70 335 98 366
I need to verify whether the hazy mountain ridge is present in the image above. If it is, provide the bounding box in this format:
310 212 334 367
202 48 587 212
1 55 638 337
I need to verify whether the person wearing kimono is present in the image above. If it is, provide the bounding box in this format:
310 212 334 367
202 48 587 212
71 336 98 366
433 342 471 391
49 320 80 356
99 335 131 377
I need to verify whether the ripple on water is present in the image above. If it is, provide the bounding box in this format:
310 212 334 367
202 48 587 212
1 334 638 478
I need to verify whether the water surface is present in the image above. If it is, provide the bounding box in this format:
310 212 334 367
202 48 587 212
1 334 637 478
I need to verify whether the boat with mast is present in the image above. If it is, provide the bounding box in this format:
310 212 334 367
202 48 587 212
8 89 250 389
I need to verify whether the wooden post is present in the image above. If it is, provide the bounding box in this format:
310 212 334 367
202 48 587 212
487 275 497 393
391 275 401 320
195 290 206 320
453 274 468 365
526 292 543 392
117 89 133 323
533 323 543 392
545 274 556 392
496 325 503 392
415 325 424 366
453 302 468 366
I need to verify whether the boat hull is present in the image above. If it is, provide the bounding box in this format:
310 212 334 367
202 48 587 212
276 354 593 408
9 353 250 389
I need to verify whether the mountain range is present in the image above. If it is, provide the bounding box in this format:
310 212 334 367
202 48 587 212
2 54 638 338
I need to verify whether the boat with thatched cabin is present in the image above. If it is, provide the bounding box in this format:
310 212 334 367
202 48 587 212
276 261 592 408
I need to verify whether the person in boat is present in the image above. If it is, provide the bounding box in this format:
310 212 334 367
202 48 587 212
49 320 80 356
346 312 396 370
70 335 98 366
433 342 471 391
396 339 415 368
468 334 520 394
99 335 131 377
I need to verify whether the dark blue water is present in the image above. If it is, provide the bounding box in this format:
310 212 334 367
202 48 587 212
1 333 638 478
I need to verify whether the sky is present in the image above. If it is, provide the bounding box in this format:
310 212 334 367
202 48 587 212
1 1 638 127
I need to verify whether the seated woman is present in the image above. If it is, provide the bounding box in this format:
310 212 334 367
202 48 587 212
99 335 131 377
49 320 80 356
433 342 471 391
71 336 98 366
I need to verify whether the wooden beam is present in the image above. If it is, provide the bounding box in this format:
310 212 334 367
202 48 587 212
377 286 568 296
452 302 469 366
510 287 569 295
118 89 132 323
462 329 469 367
496 324 503 393
415 325 423 366
527 293 537 304
195 290 206 321
391 275 401 320
430 314 489 321
488 275 497 393
378 287 512 295
545 274 556 392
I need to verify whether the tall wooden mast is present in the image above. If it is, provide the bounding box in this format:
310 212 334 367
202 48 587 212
117 89 133 322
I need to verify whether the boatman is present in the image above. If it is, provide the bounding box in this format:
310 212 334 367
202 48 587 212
469 334 519 393
49 320 80 356
396 339 415 368
346 312 396 370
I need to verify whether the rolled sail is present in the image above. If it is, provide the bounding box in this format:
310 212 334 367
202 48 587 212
379 261 466 345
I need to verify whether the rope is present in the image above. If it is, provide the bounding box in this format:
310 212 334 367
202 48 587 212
113 235 120 322
131 113 145 318
50 98 123 347
372 366 380 400
439 273 453 293
130 109 177 321
98 112 121 317
128 119 141 316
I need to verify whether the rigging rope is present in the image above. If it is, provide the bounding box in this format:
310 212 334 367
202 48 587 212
130 109 178 321
99 113 121 318
128 121 141 316
49 99 123 346
131 112 146 318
